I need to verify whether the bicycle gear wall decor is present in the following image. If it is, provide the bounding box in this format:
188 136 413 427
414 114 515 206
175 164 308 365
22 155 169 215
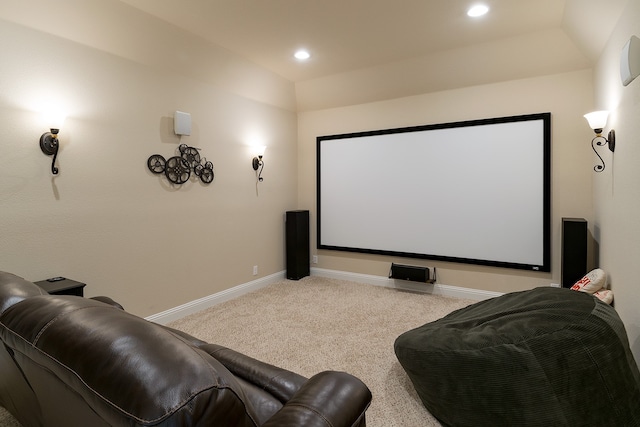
147 144 214 185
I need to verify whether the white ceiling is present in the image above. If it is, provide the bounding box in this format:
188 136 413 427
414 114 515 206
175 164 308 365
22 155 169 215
119 0 626 84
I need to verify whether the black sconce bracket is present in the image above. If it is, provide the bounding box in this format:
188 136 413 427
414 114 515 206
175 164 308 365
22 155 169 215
252 156 264 182
40 129 60 175
591 129 615 172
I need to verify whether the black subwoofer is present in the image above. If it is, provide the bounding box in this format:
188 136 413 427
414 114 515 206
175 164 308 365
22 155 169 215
286 210 310 280
561 217 587 288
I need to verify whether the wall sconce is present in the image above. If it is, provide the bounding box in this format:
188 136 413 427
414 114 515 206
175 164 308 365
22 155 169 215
584 111 615 173
252 146 266 182
39 113 66 175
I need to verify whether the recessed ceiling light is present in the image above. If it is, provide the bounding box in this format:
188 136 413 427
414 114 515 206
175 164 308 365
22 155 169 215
467 4 489 17
294 50 310 61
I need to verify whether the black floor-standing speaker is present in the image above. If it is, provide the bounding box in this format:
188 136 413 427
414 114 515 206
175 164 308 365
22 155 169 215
286 210 310 280
561 217 588 288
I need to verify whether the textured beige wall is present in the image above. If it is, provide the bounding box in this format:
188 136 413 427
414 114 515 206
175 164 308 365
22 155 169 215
4 1 634 350
591 0 640 362
298 70 595 294
0 4 297 317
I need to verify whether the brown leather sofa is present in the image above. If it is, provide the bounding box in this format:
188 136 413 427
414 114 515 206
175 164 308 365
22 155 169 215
0 271 372 426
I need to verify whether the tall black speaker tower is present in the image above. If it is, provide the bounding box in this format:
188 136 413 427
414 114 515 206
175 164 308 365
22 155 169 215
286 210 310 280
561 217 587 288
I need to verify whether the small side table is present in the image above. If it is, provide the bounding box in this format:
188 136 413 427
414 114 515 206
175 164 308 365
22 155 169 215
35 277 86 296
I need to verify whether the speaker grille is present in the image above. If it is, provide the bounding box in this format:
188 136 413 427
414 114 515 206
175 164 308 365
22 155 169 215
561 218 587 288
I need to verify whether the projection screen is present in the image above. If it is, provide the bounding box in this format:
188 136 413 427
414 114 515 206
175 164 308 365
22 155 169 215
317 113 551 272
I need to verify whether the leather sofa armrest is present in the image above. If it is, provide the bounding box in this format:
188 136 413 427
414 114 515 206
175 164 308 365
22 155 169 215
200 343 307 402
89 296 125 310
262 371 371 427
161 325 208 346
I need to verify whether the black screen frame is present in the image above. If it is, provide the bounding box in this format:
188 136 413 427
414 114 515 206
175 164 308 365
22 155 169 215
316 112 551 272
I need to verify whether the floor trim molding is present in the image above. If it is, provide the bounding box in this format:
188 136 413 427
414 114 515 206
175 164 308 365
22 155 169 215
146 268 502 324
146 271 285 324
310 267 504 301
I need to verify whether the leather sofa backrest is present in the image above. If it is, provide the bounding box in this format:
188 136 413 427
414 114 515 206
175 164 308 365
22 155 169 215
0 271 47 314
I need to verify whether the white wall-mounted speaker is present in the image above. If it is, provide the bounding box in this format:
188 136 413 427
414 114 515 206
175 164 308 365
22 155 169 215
620 35 640 87
174 111 191 136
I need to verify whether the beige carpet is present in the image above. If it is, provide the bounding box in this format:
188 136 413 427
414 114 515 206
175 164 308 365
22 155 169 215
168 276 475 427
0 276 475 426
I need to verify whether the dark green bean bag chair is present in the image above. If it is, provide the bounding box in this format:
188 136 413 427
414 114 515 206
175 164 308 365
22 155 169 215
394 287 640 426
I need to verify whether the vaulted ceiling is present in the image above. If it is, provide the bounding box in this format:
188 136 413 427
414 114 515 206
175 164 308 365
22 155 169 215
119 0 627 84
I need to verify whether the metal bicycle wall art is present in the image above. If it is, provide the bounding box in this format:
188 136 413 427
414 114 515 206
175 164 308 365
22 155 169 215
147 144 214 185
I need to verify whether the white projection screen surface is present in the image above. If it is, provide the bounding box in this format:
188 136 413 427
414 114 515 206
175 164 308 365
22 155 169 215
317 113 551 272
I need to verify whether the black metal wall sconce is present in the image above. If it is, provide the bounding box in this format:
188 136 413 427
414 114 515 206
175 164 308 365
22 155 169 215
252 146 266 182
40 113 65 175
584 111 615 173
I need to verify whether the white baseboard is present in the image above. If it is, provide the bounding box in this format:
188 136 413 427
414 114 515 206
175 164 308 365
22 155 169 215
310 267 503 301
146 268 501 325
146 271 285 325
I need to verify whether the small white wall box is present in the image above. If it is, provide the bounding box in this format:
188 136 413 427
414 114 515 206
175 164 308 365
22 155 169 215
620 35 640 87
174 111 192 136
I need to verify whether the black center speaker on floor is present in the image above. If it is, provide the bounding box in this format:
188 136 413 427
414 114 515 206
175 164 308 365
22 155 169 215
389 263 435 284
286 210 310 280
561 217 588 288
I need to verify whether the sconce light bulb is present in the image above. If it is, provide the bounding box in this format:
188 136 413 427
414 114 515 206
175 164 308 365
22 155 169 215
44 110 66 130
584 111 609 133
